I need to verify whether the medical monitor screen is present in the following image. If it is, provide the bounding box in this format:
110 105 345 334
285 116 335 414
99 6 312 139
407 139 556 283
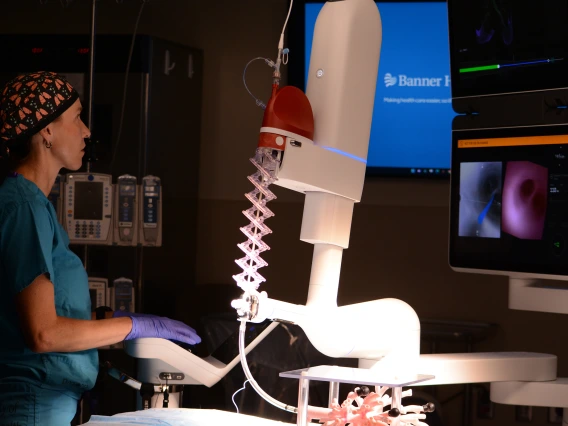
74 181 103 220
303 1 454 178
448 0 568 99
450 126 568 276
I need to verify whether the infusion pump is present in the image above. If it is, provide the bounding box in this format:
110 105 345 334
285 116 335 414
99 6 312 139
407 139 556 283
113 175 139 246
138 175 162 247
63 173 114 245
89 277 135 312
57 173 162 247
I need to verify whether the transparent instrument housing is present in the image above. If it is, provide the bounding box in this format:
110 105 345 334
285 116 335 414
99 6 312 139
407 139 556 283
233 148 282 294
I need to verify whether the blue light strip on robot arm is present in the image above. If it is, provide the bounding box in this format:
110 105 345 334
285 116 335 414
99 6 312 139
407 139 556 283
321 146 367 164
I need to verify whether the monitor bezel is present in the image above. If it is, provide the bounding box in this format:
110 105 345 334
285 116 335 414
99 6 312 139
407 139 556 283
446 0 568 102
449 123 568 278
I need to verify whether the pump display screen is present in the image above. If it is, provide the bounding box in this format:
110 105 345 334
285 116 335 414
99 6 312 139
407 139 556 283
448 0 568 99
74 181 103 220
120 183 136 196
450 126 568 275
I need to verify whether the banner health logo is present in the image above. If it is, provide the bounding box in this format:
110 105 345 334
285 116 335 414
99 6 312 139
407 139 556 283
384 73 451 88
384 73 397 88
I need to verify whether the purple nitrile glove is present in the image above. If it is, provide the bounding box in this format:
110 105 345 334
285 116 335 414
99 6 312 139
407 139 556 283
120 314 201 345
112 310 198 335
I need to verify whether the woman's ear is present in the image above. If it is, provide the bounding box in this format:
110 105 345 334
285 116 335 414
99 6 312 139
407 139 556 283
38 124 53 142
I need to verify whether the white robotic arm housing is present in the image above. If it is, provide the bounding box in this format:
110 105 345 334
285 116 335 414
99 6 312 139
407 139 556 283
229 0 426 377
232 0 556 385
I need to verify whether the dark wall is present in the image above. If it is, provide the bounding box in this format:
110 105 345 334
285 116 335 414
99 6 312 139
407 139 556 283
2 1 568 425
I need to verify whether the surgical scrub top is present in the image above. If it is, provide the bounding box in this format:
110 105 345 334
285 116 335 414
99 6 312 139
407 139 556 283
0 174 98 399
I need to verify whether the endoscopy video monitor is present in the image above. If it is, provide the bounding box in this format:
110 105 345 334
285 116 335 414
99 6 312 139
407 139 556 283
448 0 568 101
294 0 455 178
449 125 568 276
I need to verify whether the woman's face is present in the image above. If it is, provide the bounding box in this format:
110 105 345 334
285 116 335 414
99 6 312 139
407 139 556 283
50 99 90 171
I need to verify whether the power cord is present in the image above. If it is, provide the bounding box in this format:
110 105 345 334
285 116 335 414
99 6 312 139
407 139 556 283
281 0 294 36
272 0 294 84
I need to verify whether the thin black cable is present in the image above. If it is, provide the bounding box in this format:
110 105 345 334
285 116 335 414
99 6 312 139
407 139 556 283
109 0 147 171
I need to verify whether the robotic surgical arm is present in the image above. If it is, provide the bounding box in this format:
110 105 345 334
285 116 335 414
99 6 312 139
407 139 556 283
231 0 421 376
230 0 558 424
123 1 557 423
230 1 427 423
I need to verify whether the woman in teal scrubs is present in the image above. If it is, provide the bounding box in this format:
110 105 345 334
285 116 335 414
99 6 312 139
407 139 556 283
0 72 201 426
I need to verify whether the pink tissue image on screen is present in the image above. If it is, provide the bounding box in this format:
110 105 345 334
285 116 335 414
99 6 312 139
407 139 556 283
502 161 548 240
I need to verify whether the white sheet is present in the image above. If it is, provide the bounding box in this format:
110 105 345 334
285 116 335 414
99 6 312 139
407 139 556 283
84 408 295 426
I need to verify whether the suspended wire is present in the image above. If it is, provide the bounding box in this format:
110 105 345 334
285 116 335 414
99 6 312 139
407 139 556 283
281 0 294 36
109 0 147 171
232 380 250 413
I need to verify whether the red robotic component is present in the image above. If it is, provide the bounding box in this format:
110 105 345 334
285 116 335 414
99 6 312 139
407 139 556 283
258 84 315 151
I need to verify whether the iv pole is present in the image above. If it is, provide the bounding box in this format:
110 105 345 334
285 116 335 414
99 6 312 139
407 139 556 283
82 0 97 274
79 2 96 420
82 8 97 422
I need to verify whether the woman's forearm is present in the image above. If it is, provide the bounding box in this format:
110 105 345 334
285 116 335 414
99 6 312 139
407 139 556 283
17 276 133 353
36 316 132 353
